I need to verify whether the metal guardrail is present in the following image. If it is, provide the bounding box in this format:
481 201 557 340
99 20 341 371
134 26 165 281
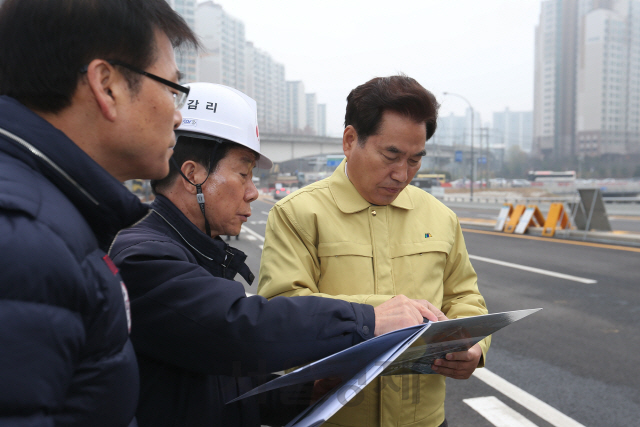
443 195 640 204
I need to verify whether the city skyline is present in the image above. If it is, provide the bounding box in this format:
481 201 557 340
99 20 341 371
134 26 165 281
201 0 541 137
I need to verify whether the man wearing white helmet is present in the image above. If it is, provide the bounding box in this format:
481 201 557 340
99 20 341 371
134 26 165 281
109 82 442 427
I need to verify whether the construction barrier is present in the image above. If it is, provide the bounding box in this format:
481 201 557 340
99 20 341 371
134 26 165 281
514 205 546 234
494 203 513 231
503 205 527 234
494 203 572 237
542 203 571 237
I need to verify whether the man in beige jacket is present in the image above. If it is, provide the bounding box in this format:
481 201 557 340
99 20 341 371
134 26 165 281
258 75 490 427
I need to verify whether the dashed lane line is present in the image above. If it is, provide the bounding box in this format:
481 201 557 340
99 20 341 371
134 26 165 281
463 396 539 427
473 369 586 427
468 255 597 284
242 225 265 242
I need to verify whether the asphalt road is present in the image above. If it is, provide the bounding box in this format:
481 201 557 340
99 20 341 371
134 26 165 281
230 197 640 427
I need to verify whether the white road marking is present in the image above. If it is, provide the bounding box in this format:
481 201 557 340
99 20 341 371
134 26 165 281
473 369 586 427
464 396 538 427
245 292 254 297
259 245 263 250
244 235 257 241
261 211 270 215
468 255 597 284
242 225 265 242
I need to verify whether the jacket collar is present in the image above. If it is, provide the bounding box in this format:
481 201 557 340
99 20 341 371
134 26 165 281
329 158 414 214
0 96 148 251
150 194 255 284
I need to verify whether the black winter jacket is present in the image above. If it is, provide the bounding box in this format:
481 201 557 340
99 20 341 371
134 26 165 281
0 96 148 426
110 195 376 427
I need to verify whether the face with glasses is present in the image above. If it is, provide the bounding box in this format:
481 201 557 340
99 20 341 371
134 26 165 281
109 30 185 180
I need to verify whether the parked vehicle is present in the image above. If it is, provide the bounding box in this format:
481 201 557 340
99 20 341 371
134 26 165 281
510 179 531 188
273 185 298 200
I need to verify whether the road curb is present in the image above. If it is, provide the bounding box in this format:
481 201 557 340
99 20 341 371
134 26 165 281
460 220 640 248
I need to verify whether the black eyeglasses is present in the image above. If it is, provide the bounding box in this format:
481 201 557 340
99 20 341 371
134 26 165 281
80 60 190 110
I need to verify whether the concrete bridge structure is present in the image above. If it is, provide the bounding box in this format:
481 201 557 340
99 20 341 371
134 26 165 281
260 133 494 171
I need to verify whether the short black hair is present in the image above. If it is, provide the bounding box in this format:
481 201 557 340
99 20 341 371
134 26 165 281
151 136 250 195
0 0 199 113
344 75 440 145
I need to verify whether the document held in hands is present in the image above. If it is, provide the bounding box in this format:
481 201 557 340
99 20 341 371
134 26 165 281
229 308 542 427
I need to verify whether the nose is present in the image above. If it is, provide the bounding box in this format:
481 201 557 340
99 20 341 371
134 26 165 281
246 180 259 203
390 161 409 183
173 109 182 130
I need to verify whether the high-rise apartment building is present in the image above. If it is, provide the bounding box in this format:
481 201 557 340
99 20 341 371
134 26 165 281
317 104 327 137
287 81 307 134
433 113 467 146
167 0 197 83
181 1 328 137
432 110 481 147
534 0 640 158
493 109 533 152
306 93 318 135
533 0 579 159
246 43 287 133
196 1 246 92
576 1 640 156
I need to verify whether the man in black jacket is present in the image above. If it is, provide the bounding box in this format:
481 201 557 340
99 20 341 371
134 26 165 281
0 1 198 426
110 83 440 427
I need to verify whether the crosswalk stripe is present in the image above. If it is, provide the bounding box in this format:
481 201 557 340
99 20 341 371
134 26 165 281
464 396 538 427
473 369 585 427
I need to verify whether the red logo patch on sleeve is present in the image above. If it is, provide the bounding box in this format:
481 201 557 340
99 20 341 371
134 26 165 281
102 255 119 276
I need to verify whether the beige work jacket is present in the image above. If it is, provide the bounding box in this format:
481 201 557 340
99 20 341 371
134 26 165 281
258 159 490 427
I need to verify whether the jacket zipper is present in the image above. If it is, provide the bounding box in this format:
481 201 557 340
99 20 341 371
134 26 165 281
0 126 99 205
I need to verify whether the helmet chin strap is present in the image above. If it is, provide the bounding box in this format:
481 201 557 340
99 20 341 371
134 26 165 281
172 144 219 237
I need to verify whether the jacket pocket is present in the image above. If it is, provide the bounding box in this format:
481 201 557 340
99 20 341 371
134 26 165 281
318 242 374 295
389 240 451 302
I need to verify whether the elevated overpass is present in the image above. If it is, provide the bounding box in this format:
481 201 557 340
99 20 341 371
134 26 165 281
260 133 486 167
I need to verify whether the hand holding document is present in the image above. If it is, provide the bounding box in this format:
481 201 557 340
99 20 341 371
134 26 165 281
230 308 542 427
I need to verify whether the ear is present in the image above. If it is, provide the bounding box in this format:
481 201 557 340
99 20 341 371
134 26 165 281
343 125 360 160
180 160 208 193
85 59 122 122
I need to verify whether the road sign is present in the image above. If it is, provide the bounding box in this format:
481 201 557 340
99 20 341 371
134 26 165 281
477 156 486 164
326 155 345 167
455 150 463 162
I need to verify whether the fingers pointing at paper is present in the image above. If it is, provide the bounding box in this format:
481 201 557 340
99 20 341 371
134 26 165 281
373 294 441 336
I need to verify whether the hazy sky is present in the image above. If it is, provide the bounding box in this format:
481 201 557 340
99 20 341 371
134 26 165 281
206 0 542 137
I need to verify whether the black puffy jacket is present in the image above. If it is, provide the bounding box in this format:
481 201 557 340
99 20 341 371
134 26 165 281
0 96 147 426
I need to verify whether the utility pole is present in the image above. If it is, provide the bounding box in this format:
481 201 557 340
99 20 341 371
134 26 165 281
480 127 490 184
443 92 475 201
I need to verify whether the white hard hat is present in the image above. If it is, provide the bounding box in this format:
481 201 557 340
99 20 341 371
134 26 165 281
176 82 272 170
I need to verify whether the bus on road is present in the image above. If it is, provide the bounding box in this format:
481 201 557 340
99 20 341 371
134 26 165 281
527 170 576 183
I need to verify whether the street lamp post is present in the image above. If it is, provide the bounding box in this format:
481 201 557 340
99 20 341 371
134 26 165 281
443 92 474 201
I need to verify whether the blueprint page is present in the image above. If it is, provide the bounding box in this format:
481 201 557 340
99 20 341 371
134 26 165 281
382 308 542 375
